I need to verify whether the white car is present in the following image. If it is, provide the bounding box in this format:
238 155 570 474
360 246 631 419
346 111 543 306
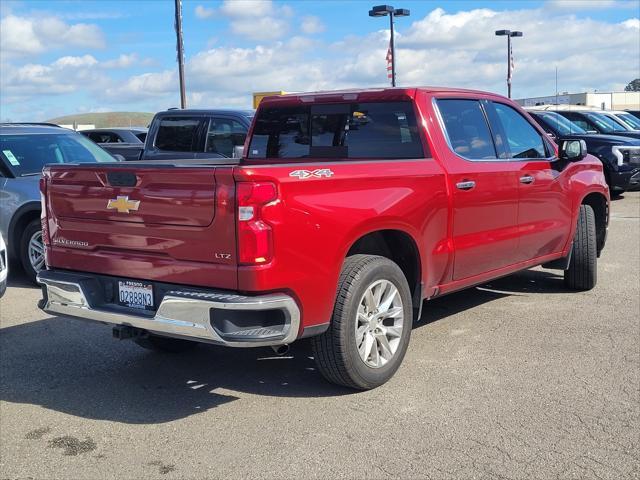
0 233 7 298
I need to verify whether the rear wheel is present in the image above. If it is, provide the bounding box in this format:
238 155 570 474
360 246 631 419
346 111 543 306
312 255 412 390
134 334 199 353
564 204 597 290
20 219 44 285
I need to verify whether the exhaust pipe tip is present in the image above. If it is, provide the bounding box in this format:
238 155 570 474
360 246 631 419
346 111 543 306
271 344 290 355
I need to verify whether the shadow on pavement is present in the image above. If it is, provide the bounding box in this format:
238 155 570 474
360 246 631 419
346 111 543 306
0 268 565 424
7 259 37 289
418 268 567 327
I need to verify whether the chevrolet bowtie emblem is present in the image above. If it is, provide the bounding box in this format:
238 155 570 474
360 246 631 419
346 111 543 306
107 196 140 214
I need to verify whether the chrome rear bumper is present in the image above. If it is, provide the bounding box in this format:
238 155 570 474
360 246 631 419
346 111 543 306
37 269 300 347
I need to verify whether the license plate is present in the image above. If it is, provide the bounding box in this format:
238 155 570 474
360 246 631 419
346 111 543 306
118 280 154 310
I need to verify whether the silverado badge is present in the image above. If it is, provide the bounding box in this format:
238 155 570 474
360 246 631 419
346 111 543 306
107 196 140 214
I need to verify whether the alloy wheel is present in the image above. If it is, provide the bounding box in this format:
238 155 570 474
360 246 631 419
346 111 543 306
355 279 404 368
28 230 45 272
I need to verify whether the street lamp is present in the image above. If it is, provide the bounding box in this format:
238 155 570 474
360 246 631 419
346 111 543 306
369 5 410 87
495 29 523 99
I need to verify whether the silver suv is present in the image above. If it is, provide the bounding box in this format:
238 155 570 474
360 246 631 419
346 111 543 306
0 123 117 283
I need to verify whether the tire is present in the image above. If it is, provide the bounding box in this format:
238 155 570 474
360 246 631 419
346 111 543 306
311 255 413 390
0 279 6 298
134 334 199 353
19 219 44 285
564 204 597 290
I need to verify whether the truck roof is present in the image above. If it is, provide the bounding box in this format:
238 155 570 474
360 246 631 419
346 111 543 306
259 87 508 106
0 123 70 135
155 109 254 117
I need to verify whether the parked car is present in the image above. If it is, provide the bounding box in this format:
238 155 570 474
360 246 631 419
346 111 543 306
606 110 640 131
556 111 640 139
0 123 119 283
37 87 609 390
141 109 254 160
141 109 253 161
0 233 7 298
529 110 640 194
625 110 640 120
81 128 147 161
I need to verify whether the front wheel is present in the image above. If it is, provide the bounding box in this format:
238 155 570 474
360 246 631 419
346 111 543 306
312 255 413 390
564 204 597 290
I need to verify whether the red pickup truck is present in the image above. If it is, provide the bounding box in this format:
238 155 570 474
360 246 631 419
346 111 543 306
38 88 609 390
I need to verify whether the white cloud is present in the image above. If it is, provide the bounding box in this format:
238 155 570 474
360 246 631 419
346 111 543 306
219 0 275 18
2 55 106 97
300 15 325 34
545 0 637 9
3 5 639 120
229 16 289 41
102 53 139 69
196 0 292 40
0 14 105 58
195 5 215 19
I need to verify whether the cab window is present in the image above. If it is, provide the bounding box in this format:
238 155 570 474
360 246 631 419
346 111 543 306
155 117 205 152
436 99 497 160
492 103 547 159
205 118 247 158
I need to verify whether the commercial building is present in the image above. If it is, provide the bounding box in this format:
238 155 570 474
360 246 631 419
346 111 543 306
515 91 640 110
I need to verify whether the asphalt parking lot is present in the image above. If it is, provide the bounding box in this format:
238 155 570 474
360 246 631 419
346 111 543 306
0 192 638 480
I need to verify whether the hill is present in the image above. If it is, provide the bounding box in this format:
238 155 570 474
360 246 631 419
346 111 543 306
46 112 154 128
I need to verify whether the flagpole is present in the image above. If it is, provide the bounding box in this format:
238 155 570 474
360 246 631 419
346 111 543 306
369 6 409 87
507 34 511 98
495 30 522 99
389 10 396 87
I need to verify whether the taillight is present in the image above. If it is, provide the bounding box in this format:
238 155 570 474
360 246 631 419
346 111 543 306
39 176 51 246
237 182 277 265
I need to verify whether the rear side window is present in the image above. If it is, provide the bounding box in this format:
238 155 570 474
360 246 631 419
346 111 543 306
437 99 496 160
87 132 122 143
155 117 204 152
248 101 424 160
205 118 248 158
492 103 547 159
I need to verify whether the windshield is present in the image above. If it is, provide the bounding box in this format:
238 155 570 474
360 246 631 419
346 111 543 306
0 132 115 176
585 112 629 133
536 112 587 135
614 112 640 130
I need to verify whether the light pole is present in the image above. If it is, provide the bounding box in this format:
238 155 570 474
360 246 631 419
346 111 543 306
495 29 523 99
369 5 410 87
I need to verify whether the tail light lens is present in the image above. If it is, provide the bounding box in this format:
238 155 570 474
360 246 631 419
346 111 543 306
237 182 277 265
39 176 51 246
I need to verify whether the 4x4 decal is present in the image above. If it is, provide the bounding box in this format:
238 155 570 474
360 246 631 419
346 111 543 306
289 169 334 179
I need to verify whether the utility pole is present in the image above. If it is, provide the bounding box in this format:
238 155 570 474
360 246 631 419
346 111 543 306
174 0 187 108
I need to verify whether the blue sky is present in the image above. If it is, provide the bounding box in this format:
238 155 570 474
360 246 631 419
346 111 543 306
1 0 638 121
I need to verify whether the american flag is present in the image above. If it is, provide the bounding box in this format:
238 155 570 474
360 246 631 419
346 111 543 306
386 40 393 81
509 43 515 79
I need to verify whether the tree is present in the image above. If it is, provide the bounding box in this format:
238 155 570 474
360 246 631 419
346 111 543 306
624 79 640 92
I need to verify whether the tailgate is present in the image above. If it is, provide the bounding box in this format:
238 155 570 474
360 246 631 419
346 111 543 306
48 166 216 226
44 164 238 289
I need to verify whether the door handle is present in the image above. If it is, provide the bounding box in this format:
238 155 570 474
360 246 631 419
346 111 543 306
519 175 535 184
456 180 476 191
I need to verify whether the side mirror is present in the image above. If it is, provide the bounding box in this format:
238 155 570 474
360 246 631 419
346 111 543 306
111 154 126 162
232 145 245 159
559 139 587 162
